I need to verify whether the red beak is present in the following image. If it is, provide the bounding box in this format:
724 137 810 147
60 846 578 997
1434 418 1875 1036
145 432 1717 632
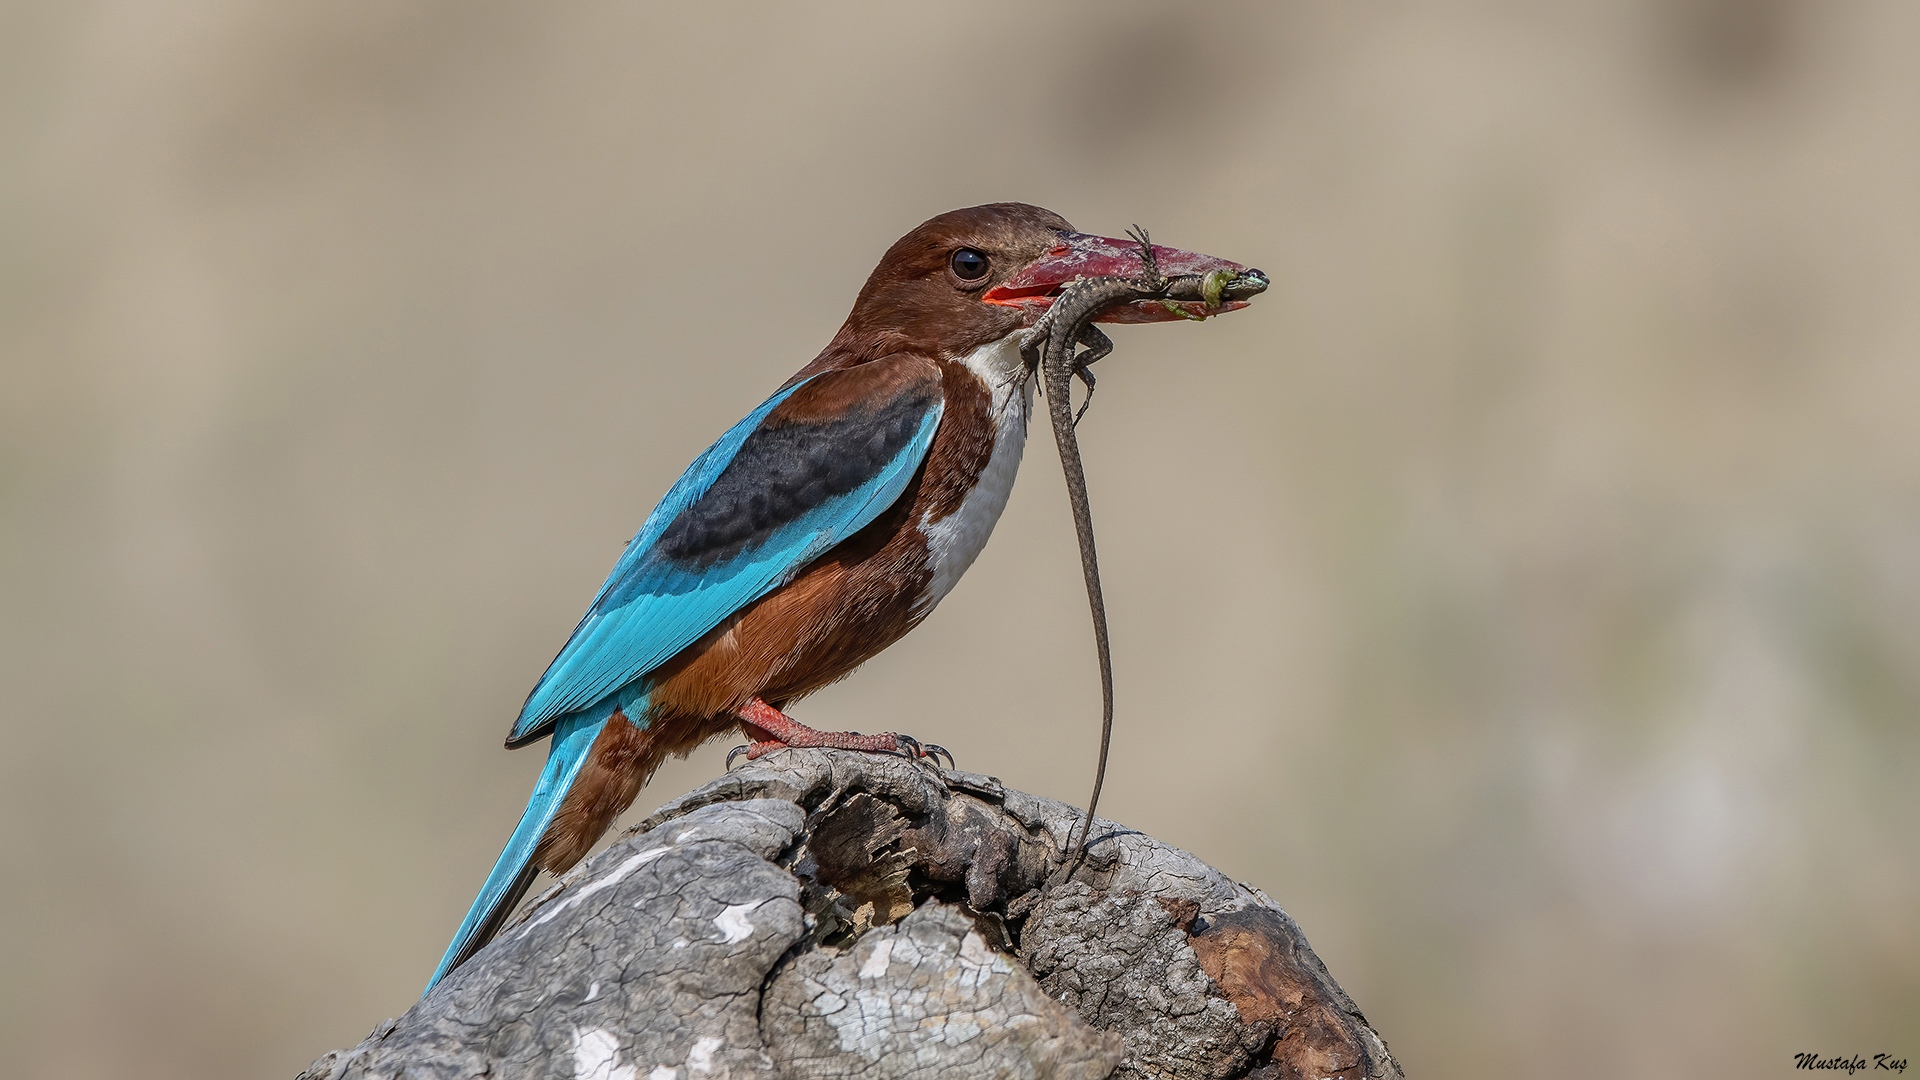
983 231 1267 324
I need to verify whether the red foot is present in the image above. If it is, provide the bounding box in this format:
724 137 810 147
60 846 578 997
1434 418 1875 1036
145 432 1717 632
730 698 952 768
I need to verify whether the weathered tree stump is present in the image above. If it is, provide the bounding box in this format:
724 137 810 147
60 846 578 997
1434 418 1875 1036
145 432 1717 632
302 750 1402 1080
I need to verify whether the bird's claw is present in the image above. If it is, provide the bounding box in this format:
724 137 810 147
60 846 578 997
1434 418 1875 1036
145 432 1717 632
890 734 954 769
727 731 951 770
726 740 786 769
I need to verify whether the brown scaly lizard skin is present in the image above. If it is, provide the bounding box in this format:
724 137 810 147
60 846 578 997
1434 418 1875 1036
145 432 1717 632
1021 231 1268 869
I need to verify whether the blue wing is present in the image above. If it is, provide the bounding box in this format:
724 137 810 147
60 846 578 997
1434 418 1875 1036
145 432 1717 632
427 355 945 995
507 355 946 746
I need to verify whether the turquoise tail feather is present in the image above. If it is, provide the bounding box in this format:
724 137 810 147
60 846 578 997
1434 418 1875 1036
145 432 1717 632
423 711 607 994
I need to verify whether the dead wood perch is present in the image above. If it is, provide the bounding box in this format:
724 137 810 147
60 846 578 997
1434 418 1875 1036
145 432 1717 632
302 751 1402 1080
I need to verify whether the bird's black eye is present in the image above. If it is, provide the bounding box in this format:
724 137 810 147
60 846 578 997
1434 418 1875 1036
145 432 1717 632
950 248 990 281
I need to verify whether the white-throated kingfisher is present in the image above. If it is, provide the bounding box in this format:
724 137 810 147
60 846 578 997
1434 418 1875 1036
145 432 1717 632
425 203 1259 992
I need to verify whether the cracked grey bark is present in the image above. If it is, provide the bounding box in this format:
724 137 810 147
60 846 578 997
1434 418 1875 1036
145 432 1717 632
302 751 1402 1080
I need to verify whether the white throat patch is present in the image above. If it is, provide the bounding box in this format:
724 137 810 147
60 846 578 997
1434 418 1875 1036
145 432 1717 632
918 333 1034 611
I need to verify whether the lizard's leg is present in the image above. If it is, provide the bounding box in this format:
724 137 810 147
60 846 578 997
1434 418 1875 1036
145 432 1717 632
1070 324 1113 426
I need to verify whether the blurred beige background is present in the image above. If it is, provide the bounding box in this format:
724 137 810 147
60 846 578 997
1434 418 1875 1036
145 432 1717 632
3 2 1916 1077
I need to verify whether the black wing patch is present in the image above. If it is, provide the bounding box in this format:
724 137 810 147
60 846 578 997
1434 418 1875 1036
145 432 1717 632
656 383 940 568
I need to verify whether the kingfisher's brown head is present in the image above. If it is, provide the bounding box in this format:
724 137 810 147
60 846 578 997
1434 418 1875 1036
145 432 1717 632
825 202 1263 364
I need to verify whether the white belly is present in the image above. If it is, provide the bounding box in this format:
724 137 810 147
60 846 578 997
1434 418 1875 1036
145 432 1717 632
918 334 1034 611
